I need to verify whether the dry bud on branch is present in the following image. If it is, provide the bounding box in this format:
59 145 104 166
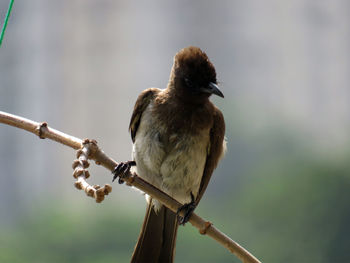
72 139 112 203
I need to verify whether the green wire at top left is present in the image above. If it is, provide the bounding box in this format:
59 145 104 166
0 0 15 47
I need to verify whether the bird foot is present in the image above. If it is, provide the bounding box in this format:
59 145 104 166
177 192 196 225
112 161 136 184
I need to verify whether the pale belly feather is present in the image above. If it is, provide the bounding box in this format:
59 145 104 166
132 103 210 208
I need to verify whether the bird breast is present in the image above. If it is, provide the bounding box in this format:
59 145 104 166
132 102 210 205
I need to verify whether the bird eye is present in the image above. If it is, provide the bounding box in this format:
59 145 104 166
184 78 193 88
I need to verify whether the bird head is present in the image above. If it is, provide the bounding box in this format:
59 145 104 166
170 46 224 100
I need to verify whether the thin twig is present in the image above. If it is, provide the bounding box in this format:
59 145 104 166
0 110 261 263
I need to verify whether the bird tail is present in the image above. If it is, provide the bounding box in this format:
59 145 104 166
131 199 179 263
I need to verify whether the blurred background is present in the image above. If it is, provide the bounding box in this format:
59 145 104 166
1 0 350 262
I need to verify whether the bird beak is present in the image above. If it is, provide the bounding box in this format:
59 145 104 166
201 82 224 98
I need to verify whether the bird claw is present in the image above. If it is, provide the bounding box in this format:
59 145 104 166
177 192 196 225
112 161 136 184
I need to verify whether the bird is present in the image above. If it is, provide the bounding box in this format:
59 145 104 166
113 46 226 263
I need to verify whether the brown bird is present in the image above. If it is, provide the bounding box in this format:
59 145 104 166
113 46 226 263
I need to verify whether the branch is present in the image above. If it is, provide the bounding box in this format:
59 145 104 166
0 110 261 263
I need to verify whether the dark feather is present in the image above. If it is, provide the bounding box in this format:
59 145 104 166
131 200 178 263
129 88 160 142
196 107 225 205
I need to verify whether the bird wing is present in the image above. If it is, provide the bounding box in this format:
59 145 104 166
196 107 226 205
129 88 161 142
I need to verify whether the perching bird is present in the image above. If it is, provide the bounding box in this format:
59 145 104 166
113 46 226 263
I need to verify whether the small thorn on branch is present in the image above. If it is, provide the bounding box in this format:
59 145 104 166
36 122 48 139
72 140 112 203
199 221 213 235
